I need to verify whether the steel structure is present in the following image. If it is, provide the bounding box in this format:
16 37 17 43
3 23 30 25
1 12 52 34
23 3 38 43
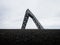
21 9 44 29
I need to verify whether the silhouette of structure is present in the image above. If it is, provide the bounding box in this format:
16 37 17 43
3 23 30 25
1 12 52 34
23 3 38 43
21 9 44 29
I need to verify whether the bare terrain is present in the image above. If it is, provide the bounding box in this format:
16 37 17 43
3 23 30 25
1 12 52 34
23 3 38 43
0 29 60 45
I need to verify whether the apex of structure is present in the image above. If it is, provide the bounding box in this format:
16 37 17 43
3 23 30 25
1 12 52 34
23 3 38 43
26 9 30 13
26 9 30 11
21 9 44 29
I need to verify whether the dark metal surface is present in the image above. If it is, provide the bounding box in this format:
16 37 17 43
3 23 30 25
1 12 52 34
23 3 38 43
21 9 44 29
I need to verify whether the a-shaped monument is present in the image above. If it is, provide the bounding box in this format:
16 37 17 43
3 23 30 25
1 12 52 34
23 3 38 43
21 9 44 29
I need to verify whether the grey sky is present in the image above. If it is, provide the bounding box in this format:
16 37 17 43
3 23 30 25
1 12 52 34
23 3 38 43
0 0 60 29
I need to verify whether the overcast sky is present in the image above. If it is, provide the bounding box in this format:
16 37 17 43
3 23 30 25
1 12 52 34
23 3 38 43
0 0 60 29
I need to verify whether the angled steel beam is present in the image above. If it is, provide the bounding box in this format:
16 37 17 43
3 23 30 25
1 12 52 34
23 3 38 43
21 9 44 29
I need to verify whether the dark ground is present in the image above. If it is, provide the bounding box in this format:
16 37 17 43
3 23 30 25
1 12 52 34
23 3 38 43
0 29 60 45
